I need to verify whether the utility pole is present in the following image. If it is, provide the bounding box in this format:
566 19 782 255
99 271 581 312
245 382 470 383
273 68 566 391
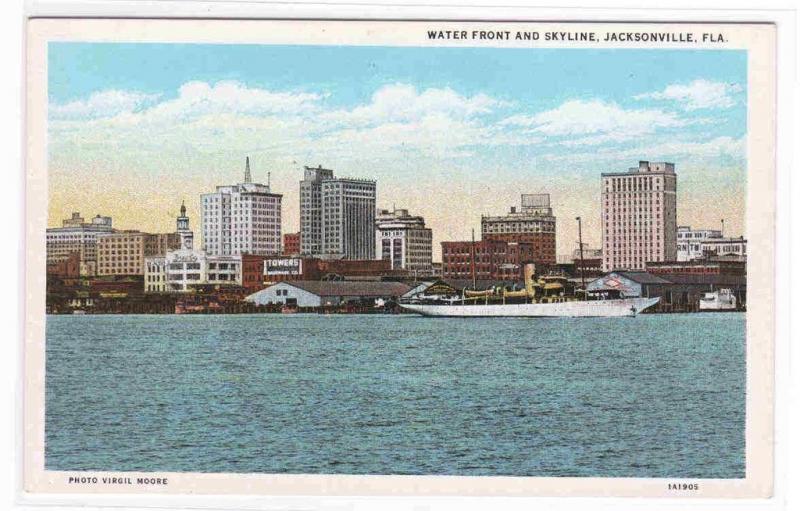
576 217 586 290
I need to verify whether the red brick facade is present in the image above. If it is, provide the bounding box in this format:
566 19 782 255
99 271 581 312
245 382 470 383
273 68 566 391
483 232 556 265
646 260 745 276
46 251 81 279
241 254 269 291
282 232 300 256
441 240 536 280
261 256 395 283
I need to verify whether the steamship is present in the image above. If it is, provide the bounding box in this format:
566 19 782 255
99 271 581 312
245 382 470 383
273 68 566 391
399 263 660 318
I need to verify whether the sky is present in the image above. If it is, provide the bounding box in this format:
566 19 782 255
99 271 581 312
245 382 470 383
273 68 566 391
47 43 747 259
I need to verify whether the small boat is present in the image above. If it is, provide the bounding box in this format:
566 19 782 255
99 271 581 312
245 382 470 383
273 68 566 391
699 289 737 311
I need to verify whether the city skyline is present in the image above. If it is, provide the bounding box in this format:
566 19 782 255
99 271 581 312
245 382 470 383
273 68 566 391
47 43 747 258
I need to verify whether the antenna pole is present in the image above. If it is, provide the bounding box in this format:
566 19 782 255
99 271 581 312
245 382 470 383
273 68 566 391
576 216 586 290
471 228 477 290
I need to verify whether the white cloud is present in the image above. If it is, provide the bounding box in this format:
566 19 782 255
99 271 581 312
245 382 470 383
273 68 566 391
50 81 324 125
316 112 539 160
47 82 738 172
322 83 507 127
49 81 523 162
501 99 685 144
139 81 324 122
49 90 161 120
539 135 745 165
634 79 742 110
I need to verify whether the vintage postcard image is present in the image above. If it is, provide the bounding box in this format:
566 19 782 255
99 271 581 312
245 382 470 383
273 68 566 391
24 18 775 499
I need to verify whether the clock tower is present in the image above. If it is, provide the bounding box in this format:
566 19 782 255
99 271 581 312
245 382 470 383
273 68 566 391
176 200 194 250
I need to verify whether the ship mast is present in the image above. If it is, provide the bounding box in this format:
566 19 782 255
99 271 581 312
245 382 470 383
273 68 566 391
576 216 586 290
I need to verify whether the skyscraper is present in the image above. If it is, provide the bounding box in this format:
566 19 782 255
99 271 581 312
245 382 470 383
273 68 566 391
300 165 376 259
601 161 677 272
201 157 282 256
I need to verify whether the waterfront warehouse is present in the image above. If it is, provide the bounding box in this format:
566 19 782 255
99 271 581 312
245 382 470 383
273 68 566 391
246 280 411 308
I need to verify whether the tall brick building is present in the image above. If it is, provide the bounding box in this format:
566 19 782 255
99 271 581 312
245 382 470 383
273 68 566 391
481 194 556 266
97 231 181 276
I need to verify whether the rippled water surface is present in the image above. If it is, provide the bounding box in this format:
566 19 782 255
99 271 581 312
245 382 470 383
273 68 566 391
45 313 745 477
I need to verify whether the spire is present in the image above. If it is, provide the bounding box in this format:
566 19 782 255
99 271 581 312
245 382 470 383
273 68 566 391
176 199 190 235
244 156 252 184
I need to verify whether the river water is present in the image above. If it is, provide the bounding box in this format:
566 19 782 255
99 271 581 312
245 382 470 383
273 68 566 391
45 313 745 478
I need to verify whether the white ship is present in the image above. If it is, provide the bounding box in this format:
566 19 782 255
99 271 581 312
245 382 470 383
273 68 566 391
400 263 660 318
400 297 660 317
698 288 737 311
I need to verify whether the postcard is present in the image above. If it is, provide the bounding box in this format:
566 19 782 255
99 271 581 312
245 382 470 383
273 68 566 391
23 17 776 501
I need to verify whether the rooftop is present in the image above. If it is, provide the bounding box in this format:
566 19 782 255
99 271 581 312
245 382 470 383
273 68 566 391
599 271 746 287
658 273 747 286
613 271 672 285
602 160 675 177
265 280 412 297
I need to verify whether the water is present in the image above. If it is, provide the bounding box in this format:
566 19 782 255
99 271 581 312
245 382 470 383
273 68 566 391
45 313 745 478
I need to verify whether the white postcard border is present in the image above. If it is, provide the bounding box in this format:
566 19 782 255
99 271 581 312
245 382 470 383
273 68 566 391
23 17 777 501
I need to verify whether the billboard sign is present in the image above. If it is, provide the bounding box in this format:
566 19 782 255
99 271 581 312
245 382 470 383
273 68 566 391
265 258 303 276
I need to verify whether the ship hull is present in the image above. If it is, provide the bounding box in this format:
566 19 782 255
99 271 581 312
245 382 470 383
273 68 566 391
399 297 660 317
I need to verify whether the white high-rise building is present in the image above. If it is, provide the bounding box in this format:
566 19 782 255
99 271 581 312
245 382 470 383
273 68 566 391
375 208 433 272
202 157 282 256
601 161 677 272
300 165 376 259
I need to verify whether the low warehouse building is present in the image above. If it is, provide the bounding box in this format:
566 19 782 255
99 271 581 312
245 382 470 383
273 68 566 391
245 280 412 308
588 271 746 312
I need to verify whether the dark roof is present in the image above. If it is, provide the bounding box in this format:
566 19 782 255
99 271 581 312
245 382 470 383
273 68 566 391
613 271 672 284
280 280 412 297
657 274 747 286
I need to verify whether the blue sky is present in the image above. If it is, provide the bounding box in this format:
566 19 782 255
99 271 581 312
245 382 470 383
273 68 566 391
49 44 746 129
47 43 747 254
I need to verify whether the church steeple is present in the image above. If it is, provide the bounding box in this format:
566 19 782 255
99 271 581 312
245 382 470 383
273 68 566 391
244 156 252 184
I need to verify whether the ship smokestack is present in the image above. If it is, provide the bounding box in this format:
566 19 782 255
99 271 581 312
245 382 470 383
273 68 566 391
524 263 536 298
